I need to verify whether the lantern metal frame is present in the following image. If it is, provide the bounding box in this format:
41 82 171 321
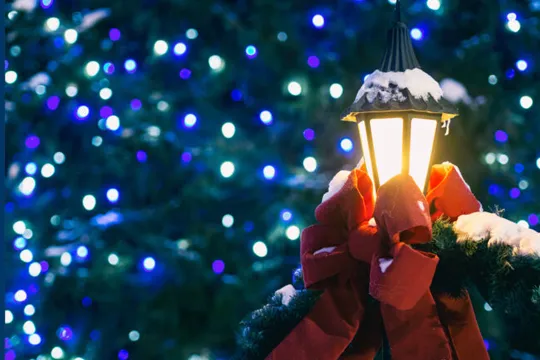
355 111 442 194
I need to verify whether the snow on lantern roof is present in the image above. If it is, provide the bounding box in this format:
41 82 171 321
341 0 458 122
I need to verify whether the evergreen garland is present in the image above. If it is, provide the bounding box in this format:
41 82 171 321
236 219 540 359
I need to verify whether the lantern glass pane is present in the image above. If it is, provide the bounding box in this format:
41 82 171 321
410 118 437 191
370 118 403 186
358 121 375 184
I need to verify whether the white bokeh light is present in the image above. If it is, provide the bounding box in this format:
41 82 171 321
82 195 96 211
287 81 302 96
153 40 169 55
252 241 268 257
520 96 533 109
221 122 236 138
286 225 301 240
329 83 343 99
220 161 235 178
303 157 317 172
222 214 234 228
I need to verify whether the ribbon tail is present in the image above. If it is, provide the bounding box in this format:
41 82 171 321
267 285 364 360
434 292 489 360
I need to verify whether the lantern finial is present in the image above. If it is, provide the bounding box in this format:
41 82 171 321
395 0 401 22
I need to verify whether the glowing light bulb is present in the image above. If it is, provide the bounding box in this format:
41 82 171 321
220 161 235 178
5 310 14 324
143 257 156 271
107 188 119 203
263 165 276 180
24 304 36 316
76 105 90 120
411 28 423 41
5 70 17 84
85 61 100 77
303 157 317 172
77 246 89 258
153 40 169 55
108 253 119 265
51 346 64 359
129 330 140 341
208 55 225 71
221 122 236 138
60 252 72 266
259 110 273 125
29 333 42 345
99 88 112 100
54 152 66 164
287 81 302 96
329 83 343 99
174 42 187 55
41 163 55 178
516 60 528 71
64 29 78 44
13 221 26 234
14 290 28 302
340 138 353 152
426 0 441 11
222 214 234 228
286 225 301 240
105 115 120 131
184 113 197 128
20 249 33 263
497 154 509 165
23 320 36 334
45 17 60 31
19 177 36 196
520 96 533 109
253 241 268 257
28 262 42 277
312 14 325 28
82 195 96 211
507 19 521 33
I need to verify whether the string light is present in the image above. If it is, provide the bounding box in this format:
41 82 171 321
153 40 169 55
222 214 234 228
174 42 187 56
64 29 78 44
312 14 325 28
426 0 441 11
107 188 120 203
60 252 72 266
23 320 36 334
45 17 60 32
24 305 36 316
82 195 96 211
20 249 33 263
263 165 276 180
410 28 424 41
221 122 236 138
29 333 42 345
5 310 14 324
19 177 36 196
53 152 66 164
208 55 225 71
5 70 17 84
516 60 528 71
259 110 273 125
142 257 156 271
41 163 55 178
286 225 300 240
84 61 100 77
287 81 302 96
303 157 317 172
184 113 197 128
186 28 198 39
220 161 235 178
329 83 343 99
129 331 140 341
520 96 533 109
51 346 64 359
108 253 119 265
252 241 268 257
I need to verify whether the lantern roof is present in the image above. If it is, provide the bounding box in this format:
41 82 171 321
341 0 458 122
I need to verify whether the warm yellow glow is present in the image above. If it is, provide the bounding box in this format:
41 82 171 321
409 118 437 191
370 118 403 186
358 122 375 183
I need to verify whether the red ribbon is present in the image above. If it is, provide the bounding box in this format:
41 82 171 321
267 164 489 360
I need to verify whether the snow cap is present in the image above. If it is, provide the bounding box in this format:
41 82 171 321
341 0 458 122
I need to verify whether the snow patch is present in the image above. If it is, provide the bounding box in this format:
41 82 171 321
322 170 350 203
274 284 297 306
379 258 394 273
314 247 337 256
440 78 472 105
454 212 540 256
354 69 444 104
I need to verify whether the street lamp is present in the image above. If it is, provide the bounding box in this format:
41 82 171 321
341 0 458 193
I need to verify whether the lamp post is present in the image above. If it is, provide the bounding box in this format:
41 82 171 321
341 0 458 194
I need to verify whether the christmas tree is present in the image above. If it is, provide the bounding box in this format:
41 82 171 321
4 0 539 359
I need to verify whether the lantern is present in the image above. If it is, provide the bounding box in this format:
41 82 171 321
341 0 458 193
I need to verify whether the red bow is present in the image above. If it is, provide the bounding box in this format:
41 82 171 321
267 164 489 360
